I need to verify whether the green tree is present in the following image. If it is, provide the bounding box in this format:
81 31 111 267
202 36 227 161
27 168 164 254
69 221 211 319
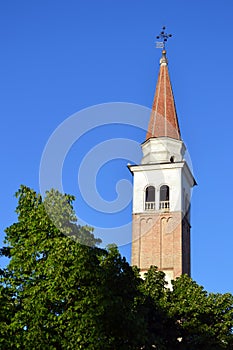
0 186 145 349
169 274 233 349
1 186 233 349
139 267 233 350
140 267 178 349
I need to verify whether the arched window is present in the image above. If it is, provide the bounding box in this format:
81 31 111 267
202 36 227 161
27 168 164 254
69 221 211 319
159 185 170 211
145 186 155 210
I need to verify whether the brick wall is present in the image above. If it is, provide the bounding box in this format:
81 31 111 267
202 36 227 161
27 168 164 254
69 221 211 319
131 211 190 279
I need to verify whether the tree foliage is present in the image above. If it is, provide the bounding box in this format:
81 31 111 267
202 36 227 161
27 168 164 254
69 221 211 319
0 186 233 349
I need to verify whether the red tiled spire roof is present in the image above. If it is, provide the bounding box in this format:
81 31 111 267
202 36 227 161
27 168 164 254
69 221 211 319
146 50 181 140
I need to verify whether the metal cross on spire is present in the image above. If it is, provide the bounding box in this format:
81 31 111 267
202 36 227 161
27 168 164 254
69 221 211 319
156 26 172 49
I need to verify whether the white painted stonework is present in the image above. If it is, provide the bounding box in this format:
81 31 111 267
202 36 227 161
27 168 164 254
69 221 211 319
141 137 186 164
128 137 195 215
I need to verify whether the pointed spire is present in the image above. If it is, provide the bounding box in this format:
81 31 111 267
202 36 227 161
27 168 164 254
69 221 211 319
146 50 181 140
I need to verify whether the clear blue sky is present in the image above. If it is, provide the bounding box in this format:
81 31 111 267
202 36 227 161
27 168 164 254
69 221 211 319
1 0 233 294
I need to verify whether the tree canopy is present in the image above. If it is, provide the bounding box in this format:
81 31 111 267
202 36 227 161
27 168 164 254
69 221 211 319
0 186 233 349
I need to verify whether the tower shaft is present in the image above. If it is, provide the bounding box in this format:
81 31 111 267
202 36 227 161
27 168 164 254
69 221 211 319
129 48 196 284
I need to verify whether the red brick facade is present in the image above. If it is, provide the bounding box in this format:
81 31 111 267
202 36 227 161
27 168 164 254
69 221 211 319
131 211 190 279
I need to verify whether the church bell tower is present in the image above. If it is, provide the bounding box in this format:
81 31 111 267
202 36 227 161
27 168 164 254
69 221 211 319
129 45 196 284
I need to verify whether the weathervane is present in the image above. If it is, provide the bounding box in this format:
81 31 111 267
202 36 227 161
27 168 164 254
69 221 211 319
156 26 172 49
